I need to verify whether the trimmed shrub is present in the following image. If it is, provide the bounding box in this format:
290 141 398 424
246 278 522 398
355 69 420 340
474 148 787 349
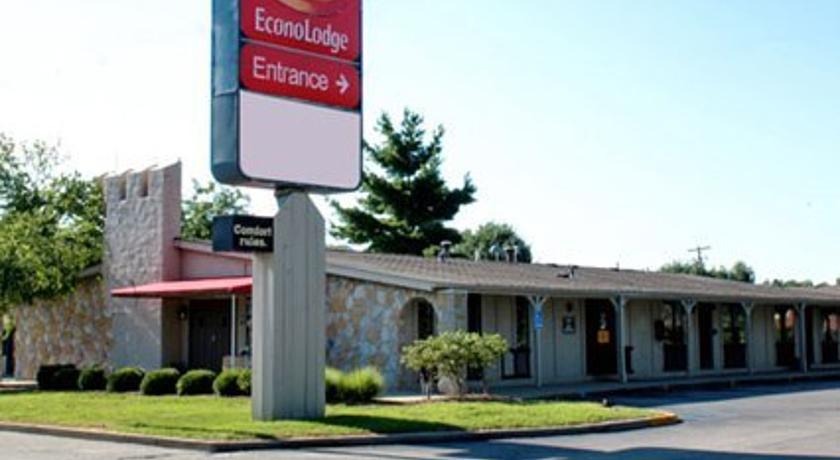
36 364 59 390
177 369 216 396
77 366 107 391
140 368 181 396
37 364 79 391
325 367 343 403
213 369 245 397
402 330 508 397
54 366 81 391
338 367 384 404
166 362 188 374
237 369 252 396
107 367 145 393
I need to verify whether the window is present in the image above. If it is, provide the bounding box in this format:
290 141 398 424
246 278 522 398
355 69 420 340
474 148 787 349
722 305 746 345
722 304 747 369
662 302 685 345
662 302 687 372
515 297 530 348
774 306 797 368
774 307 796 344
502 297 531 379
417 301 435 340
823 312 840 342
467 294 482 334
822 310 839 364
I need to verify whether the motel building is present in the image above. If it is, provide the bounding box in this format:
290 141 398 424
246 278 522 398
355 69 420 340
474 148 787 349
11 163 840 393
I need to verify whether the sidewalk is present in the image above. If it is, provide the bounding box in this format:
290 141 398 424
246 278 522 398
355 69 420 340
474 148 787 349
498 368 840 400
376 368 840 403
0 379 37 393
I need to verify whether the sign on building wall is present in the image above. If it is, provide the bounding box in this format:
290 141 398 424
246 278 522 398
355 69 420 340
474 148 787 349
212 0 362 192
597 329 611 344
534 308 544 330
562 315 576 334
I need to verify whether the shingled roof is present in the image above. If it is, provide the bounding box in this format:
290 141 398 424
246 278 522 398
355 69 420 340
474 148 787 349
174 240 840 305
327 251 840 305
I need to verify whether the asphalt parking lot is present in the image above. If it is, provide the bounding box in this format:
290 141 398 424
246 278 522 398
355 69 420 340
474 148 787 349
2 379 840 459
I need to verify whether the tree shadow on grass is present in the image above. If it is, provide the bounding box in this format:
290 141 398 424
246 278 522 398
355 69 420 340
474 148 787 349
128 415 462 441
308 414 463 435
125 423 281 441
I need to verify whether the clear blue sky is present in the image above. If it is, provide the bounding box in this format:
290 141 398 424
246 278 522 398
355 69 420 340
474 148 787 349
1 1 838 282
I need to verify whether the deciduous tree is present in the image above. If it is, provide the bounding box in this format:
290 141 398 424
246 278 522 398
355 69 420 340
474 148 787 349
660 259 755 283
452 221 533 262
763 279 826 288
180 180 250 241
0 135 103 311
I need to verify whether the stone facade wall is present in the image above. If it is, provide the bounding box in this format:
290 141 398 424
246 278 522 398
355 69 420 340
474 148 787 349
10 163 182 379
13 277 110 379
325 276 466 391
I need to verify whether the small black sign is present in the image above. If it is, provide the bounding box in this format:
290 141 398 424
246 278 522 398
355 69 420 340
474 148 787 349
562 315 577 335
212 215 274 253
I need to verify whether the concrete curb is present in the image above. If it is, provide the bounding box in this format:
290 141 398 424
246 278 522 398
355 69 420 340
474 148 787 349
0 413 680 453
514 370 840 401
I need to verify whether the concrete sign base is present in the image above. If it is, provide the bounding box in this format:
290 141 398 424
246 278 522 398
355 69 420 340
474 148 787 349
251 191 326 420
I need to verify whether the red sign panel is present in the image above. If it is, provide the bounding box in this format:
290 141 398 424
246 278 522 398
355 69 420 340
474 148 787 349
241 0 361 63
240 43 361 110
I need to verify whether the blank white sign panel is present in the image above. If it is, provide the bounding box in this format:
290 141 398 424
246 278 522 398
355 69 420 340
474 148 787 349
239 90 362 190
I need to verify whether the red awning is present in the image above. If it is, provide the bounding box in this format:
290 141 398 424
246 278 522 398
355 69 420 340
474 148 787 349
111 277 252 298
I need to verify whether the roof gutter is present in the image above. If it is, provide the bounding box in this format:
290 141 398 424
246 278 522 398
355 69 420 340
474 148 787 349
438 283 837 306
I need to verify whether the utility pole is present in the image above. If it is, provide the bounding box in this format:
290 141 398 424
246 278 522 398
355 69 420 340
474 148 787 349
688 245 711 266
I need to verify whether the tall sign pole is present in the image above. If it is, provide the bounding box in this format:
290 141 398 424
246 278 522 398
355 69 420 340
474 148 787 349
212 0 362 420
251 192 326 420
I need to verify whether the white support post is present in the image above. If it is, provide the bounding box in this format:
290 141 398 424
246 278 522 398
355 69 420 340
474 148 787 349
252 191 326 421
527 295 546 387
741 301 754 375
611 295 628 384
797 302 808 373
681 299 697 376
230 294 237 366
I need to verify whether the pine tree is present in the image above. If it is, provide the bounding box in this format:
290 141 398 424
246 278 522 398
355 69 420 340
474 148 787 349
331 110 476 255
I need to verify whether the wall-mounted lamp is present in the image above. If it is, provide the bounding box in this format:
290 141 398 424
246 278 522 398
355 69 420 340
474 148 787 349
178 307 189 322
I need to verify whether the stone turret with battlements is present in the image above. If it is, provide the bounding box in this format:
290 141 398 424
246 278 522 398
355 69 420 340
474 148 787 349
104 163 182 371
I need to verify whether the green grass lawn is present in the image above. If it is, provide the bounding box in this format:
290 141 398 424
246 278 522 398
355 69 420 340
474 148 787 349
0 392 657 441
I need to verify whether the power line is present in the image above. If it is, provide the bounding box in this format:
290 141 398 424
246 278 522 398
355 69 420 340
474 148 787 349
688 245 711 265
